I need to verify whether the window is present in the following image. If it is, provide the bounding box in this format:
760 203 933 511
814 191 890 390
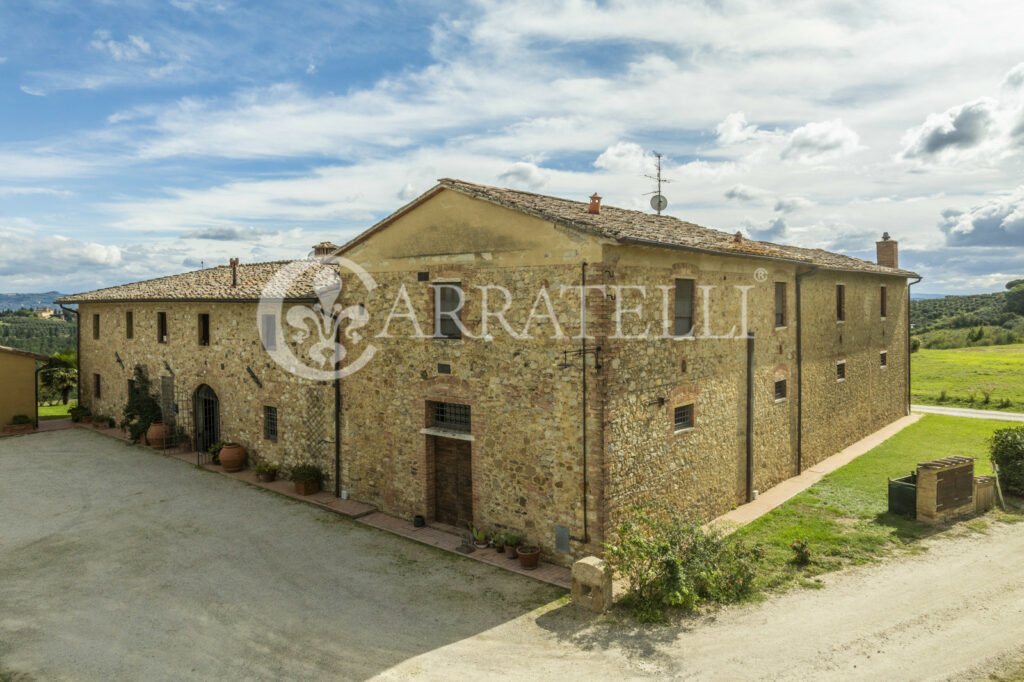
198 313 210 346
157 311 168 344
264 406 278 442
127 378 135 398
774 282 786 327
880 286 887 318
674 404 694 431
434 282 463 339
674 278 695 336
93 373 101 398
774 378 787 400
836 284 846 322
430 401 471 432
126 311 134 339
261 314 277 351
880 351 888 368
837 361 846 381
92 314 100 340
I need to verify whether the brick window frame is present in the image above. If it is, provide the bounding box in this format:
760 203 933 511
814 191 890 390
673 403 695 431
774 378 788 401
673 278 696 337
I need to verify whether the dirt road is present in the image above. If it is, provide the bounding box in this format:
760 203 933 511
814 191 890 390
380 520 1024 680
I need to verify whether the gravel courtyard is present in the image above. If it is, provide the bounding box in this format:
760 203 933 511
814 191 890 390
5 429 1024 681
0 429 562 680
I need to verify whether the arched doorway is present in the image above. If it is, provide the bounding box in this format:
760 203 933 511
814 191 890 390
194 384 220 454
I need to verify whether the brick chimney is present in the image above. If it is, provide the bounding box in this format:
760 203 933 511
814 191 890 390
229 257 239 287
588 193 602 215
876 233 898 269
313 241 340 258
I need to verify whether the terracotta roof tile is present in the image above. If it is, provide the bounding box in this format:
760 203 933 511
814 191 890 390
56 261 318 304
437 178 919 278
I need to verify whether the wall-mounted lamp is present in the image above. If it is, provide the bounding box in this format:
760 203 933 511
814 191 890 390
556 346 602 370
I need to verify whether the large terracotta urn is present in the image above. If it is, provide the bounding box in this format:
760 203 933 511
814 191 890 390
219 442 246 472
146 422 169 448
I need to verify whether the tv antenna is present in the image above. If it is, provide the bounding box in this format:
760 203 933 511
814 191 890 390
644 151 672 215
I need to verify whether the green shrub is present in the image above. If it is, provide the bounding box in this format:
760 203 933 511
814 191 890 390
9 414 32 425
604 505 763 622
290 464 323 482
790 539 811 565
121 366 162 442
990 426 1024 496
208 441 223 465
910 337 921 353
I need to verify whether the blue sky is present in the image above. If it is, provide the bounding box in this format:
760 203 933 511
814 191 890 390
1 0 1022 294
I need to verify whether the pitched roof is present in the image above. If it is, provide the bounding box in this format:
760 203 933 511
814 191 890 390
345 178 918 278
56 261 319 304
0 344 50 362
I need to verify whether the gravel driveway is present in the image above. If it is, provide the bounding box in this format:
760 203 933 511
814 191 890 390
0 430 561 681
5 429 1024 681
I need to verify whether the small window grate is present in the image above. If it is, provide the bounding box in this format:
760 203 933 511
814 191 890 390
264 406 278 442
880 351 887 367
774 379 787 400
837 361 846 380
674 403 694 431
430 401 471 432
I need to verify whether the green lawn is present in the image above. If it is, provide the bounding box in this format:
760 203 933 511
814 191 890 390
911 343 1024 411
734 414 1022 592
37 401 77 420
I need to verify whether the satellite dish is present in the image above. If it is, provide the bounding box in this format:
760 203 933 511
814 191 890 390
650 194 668 212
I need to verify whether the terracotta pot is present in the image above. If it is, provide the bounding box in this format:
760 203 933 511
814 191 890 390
294 479 320 496
504 545 518 559
518 546 540 570
146 422 168 448
219 443 246 472
256 469 277 482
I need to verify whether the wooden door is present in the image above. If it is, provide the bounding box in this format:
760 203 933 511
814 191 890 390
434 437 472 527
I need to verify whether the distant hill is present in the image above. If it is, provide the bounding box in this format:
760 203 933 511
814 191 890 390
911 284 1024 349
911 292 949 300
0 292 67 311
0 310 77 356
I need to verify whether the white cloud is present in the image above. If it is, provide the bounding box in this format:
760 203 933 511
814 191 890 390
724 183 772 204
773 196 814 213
497 161 548 189
594 142 647 175
716 112 759 145
939 187 1024 246
900 98 997 159
781 119 860 162
90 31 152 62
20 85 45 96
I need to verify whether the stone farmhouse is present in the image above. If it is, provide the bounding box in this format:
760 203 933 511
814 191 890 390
60 179 919 565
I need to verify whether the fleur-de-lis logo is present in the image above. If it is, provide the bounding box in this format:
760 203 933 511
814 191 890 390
259 256 377 380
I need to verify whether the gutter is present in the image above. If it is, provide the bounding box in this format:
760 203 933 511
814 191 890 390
907 275 923 415
745 332 755 503
55 297 317 305
35 363 43 428
58 303 80 407
795 265 820 474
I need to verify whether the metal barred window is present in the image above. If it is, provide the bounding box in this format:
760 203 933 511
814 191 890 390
774 379 787 400
430 401 471 432
264 406 278 442
674 404 694 431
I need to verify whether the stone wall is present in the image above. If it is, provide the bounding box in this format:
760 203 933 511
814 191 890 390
77 300 337 485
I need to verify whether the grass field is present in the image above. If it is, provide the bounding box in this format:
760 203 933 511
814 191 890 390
734 414 1022 593
37 401 77 420
911 343 1024 411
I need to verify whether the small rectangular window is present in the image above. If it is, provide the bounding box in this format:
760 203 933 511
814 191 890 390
264 406 278 442
157 312 168 344
837 361 846 381
430 401 471 432
880 351 888 368
774 379 787 400
674 278 695 336
126 311 134 339
774 282 786 328
198 313 210 346
674 404 694 431
434 282 463 339
261 314 277 351
93 373 101 398
880 286 887 318
92 314 100 340
836 284 846 322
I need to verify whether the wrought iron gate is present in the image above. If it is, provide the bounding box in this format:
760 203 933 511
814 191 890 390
194 384 220 463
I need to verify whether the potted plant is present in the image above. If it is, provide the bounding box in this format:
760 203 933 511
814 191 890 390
468 523 488 549
493 532 505 553
69 406 91 423
146 421 170 448
504 534 521 559
208 441 224 466
3 414 35 435
291 464 323 495
517 542 540 570
255 462 279 482
218 442 246 472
